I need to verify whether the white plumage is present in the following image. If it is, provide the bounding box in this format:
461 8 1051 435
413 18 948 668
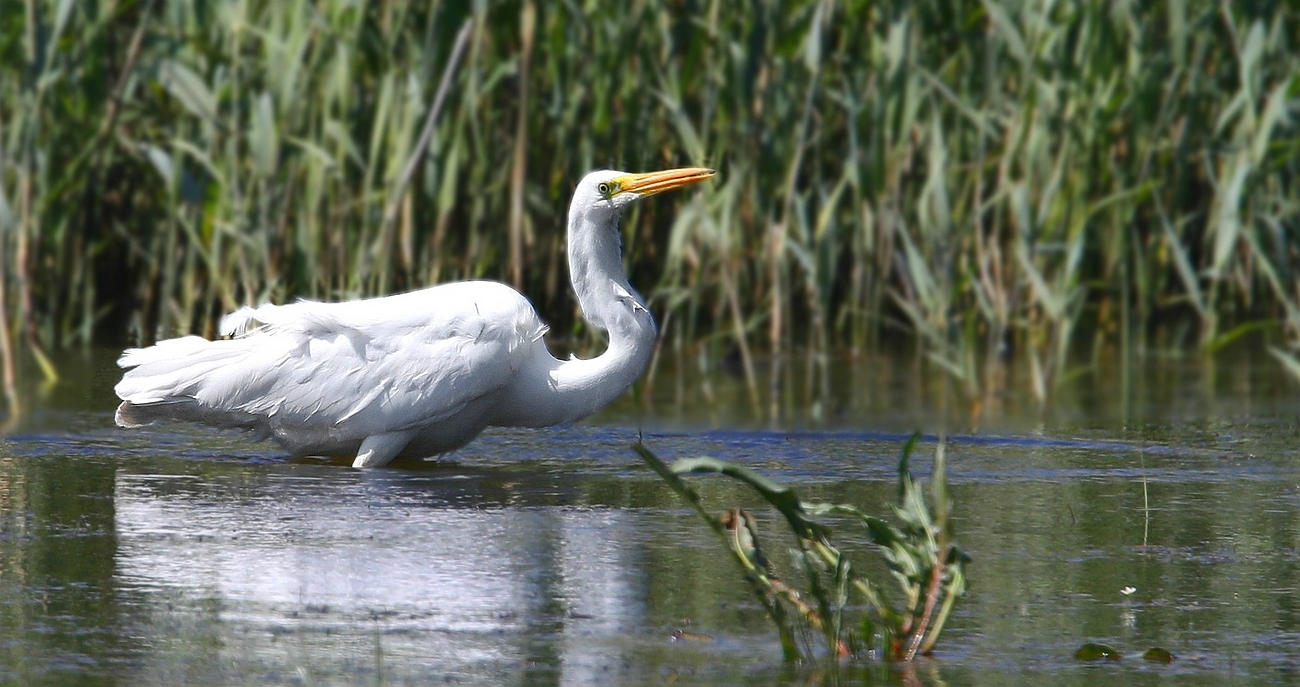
115 167 715 467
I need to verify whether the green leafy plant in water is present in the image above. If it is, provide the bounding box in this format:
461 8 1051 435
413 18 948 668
634 433 968 662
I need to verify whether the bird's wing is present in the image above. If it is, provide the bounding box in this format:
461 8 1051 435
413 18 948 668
120 282 548 444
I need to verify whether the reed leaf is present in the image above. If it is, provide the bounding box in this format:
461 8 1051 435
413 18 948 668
1 0 1298 415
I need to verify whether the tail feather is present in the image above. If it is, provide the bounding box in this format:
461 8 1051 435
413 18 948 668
114 334 269 430
117 336 235 388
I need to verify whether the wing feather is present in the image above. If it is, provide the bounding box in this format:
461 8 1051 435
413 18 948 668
116 281 545 452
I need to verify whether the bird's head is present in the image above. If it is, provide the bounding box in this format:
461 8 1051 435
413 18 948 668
572 167 716 216
565 166 715 331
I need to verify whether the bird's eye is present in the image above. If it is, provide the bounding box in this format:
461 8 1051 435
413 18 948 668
597 182 613 197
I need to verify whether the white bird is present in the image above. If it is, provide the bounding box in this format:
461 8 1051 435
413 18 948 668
115 167 715 467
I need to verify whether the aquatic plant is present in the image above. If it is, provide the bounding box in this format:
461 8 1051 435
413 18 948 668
635 434 968 662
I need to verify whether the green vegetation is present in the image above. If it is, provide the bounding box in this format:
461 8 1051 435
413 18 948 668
635 435 967 662
2 0 1299 413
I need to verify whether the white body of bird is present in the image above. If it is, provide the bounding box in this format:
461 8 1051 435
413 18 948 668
114 167 714 467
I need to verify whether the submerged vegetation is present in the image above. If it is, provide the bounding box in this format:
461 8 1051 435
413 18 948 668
2 0 1299 414
635 435 967 662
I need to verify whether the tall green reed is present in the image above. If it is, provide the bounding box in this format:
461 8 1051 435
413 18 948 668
1 0 1298 417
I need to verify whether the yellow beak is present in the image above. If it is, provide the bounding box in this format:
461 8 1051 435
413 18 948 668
617 167 716 197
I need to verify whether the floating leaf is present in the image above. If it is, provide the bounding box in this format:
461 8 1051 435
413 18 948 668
1143 647 1175 663
1075 643 1122 661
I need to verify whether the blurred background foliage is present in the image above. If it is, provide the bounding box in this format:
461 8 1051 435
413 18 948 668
1 0 1298 407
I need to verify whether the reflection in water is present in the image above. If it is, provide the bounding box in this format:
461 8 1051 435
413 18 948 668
112 468 651 684
2 347 1300 685
629 342 1300 437
0 453 135 686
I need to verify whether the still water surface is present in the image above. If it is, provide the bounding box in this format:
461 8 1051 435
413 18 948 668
2 348 1299 685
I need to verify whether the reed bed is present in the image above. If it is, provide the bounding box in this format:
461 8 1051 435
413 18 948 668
2 0 1298 413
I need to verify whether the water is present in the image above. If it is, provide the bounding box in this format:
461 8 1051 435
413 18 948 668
2 348 1299 685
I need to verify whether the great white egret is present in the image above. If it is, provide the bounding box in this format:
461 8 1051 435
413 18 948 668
115 167 715 467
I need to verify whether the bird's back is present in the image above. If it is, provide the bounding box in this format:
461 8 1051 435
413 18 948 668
115 281 548 456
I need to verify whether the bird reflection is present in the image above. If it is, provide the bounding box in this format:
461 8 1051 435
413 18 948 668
111 465 644 684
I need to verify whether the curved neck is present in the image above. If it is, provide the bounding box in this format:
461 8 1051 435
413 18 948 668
567 206 639 330
550 205 657 421
490 197 658 429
